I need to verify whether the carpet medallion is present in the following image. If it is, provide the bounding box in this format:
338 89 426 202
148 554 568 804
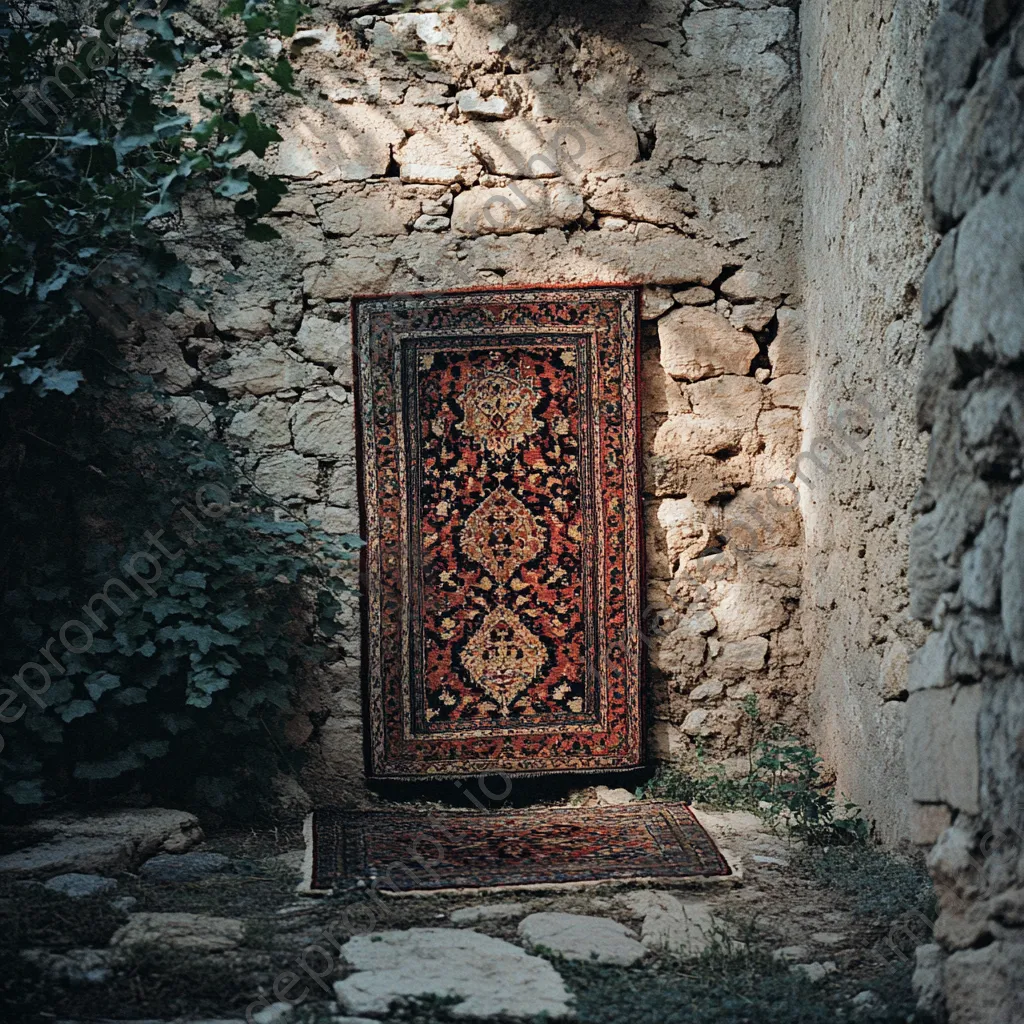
353 285 643 780
304 803 731 894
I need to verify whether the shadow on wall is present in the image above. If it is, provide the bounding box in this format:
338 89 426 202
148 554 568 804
507 0 651 28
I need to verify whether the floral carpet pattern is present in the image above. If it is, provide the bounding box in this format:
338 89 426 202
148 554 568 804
352 285 643 779
306 803 731 893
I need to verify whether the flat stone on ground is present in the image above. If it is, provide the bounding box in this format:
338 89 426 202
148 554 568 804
450 902 526 925
790 961 838 982
0 808 202 879
517 911 647 966
637 895 721 957
43 873 118 898
139 852 232 883
594 785 635 806
110 912 245 953
334 927 575 1019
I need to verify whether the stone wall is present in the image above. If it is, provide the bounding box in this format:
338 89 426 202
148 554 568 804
798 0 936 845
147 0 811 800
906 2 1024 1021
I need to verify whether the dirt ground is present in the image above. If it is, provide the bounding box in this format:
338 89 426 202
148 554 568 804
0 801 935 1024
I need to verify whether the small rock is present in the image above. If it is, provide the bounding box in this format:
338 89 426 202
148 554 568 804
43 873 118 899
111 895 138 914
594 785 635 806
413 214 450 231
673 286 716 305
773 945 809 962
518 912 646 966
851 990 886 1016
754 367 771 383
139 851 232 883
276 902 318 919
110 912 245 953
487 23 518 52
450 903 526 925
253 1002 293 1024
289 27 340 54
457 89 510 119
811 931 846 946
751 855 789 868
641 286 675 320
689 680 725 702
20 947 112 986
421 197 452 216
789 961 838 983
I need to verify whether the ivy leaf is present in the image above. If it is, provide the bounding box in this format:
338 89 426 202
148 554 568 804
160 712 195 735
59 699 97 722
186 667 231 707
275 0 303 37
175 571 207 589
265 55 298 95
238 112 283 158
74 751 144 779
158 622 237 653
46 679 75 707
214 171 251 198
146 597 186 622
84 671 121 701
112 687 148 706
135 13 176 40
134 739 170 759
216 608 252 630
39 366 84 395
4 780 45 805
230 64 257 91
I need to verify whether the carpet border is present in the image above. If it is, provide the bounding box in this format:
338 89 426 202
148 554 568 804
349 282 646 782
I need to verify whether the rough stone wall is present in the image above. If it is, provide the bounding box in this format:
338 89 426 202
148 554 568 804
906 2 1024 1021
146 0 811 801
798 0 936 844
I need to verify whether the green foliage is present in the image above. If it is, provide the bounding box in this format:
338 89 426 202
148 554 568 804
0 0 305 394
637 696 869 846
557 952 848 1024
0 407 361 815
0 0 370 818
799 846 935 920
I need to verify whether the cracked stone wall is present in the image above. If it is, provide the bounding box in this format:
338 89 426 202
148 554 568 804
146 0 808 801
904 2 1024 1021
798 0 936 845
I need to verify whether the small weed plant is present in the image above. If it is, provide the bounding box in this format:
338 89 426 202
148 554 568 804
638 695 869 846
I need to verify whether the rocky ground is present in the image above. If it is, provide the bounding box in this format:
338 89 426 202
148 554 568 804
0 799 937 1024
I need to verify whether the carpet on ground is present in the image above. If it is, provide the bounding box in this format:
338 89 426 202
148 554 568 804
302 803 731 894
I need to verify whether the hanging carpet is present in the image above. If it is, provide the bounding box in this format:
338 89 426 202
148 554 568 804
353 285 643 780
